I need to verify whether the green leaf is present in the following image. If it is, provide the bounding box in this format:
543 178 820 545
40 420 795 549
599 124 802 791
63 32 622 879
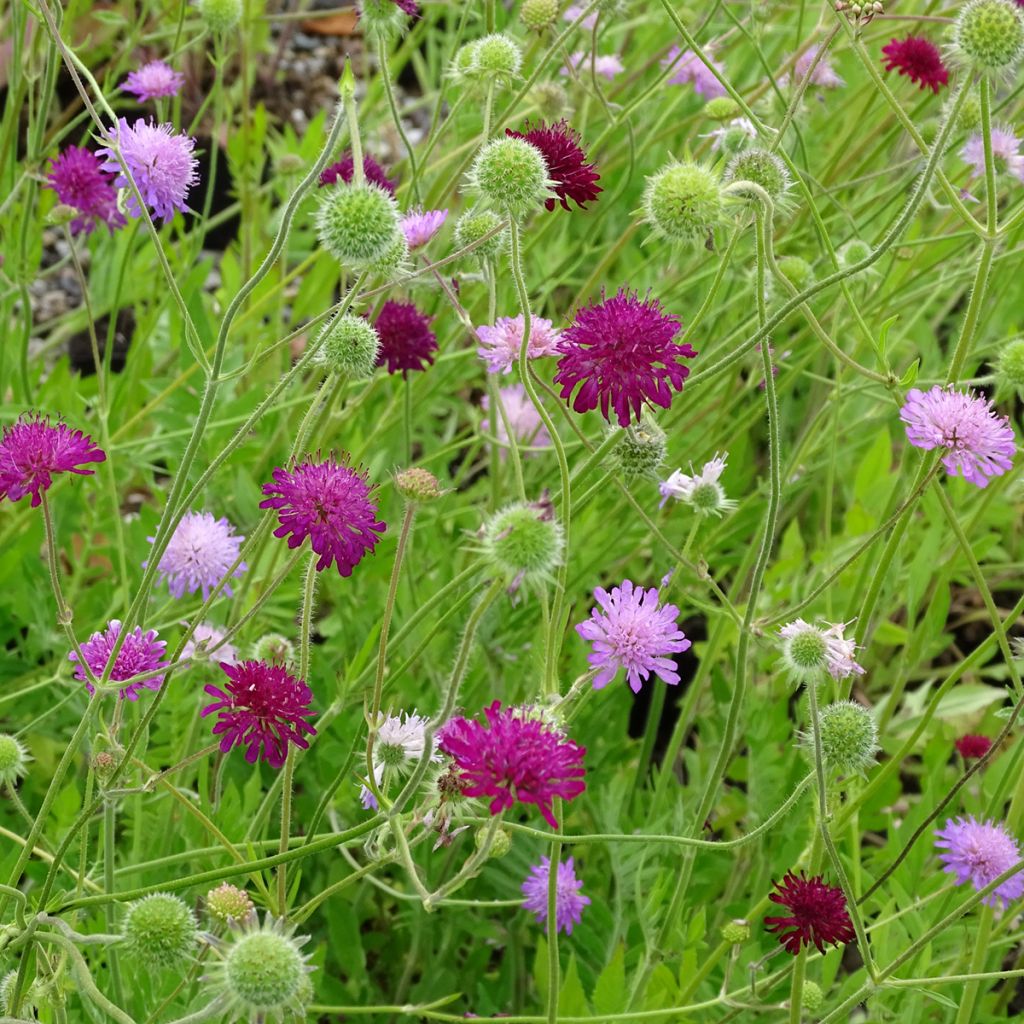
936 683 1005 719
899 358 920 387
592 945 627 1015
910 986 959 1009
558 955 590 1017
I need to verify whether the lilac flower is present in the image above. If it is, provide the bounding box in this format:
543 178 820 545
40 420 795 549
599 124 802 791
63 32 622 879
476 314 561 374
521 857 591 934
202 660 316 768
438 701 586 828
259 455 386 576
0 413 106 508
360 709 438 810
576 580 691 693
181 622 238 667
935 816 1024 908
97 118 199 222
778 619 865 681
563 51 625 80
659 452 735 515
563 3 598 30
821 622 866 680
481 383 551 458
45 146 125 235
663 46 727 98
400 208 448 249
961 127 1024 182
373 299 438 376
120 61 186 102
783 44 845 88
148 511 246 600
900 386 1015 487
69 620 169 700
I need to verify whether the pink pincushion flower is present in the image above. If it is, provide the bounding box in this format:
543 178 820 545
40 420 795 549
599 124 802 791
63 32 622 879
554 289 695 428
0 413 106 508
900 386 1015 487
659 452 734 514
97 118 199 222
562 51 625 80
147 511 246 600
319 151 397 195
438 701 586 828
881 36 948 93
481 383 551 457
120 61 186 101
521 856 591 934
961 127 1024 182
400 208 448 249
477 314 561 374
784 44 845 88
576 579 690 693
765 871 855 955
778 619 866 681
202 659 317 768
663 46 727 98
69 620 169 700
259 454 386 576
182 622 238 666
935 816 1024 908
45 146 125 235
506 120 602 211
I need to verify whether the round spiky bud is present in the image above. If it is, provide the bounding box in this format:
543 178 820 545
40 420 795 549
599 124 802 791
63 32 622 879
780 622 829 681
0 734 29 788
196 0 242 33
316 182 400 268
252 633 294 666
468 137 550 219
47 202 79 227
453 207 509 263
533 81 570 121
473 34 523 82
475 825 512 858
953 0 1024 74
720 919 751 944
316 314 380 380
359 0 411 41
704 96 742 121
947 89 983 132
836 238 874 276
206 883 255 926
995 337 1024 400
121 893 198 968
394 467 444 503
776 255 814 291
521 0 558 30
690 480 727 515
643 161 723 245
92 750 117 784
451 40 480 83
275 153 305 176
802 980 824 1012
610 418 668 480
368 231 411 282
480 499 564 588
725 148 791 204
813 700 879 776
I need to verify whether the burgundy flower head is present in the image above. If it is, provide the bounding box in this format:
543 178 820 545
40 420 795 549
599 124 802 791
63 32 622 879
0 413 106 507
372 299 438 376
765 871 855 955
319 151 398 195
202 660 317 768
438 700 586 828
956 734 993 759
554 289 695 427
45 146 125 235
506 120 601 211
881 36 949 93
259 454 386 576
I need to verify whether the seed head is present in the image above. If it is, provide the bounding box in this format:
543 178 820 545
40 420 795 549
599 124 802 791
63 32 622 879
196 0 242 32
533 81 570 121
995 338 1024 400
953 0 1024 75
704 96 742 120
473 34 523 81
802 981 825 1012
252 633 295 666
468 137 551 219
811 700 879 776
725 148 792 205
121 893 199 968
521 0 558 30
480 499 565 590
453 207 508 263
776 255 814 291
316 182 400 268
316 313 380 380
0 734 29 788
475 825 512 858
643 162 723 245
609 418 668 480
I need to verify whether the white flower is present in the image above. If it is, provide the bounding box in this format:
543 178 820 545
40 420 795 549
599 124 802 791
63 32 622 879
658 452 735 516
360 710 439 809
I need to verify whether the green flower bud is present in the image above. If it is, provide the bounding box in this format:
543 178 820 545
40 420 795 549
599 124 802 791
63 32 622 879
836 238 874 276
394 467 444 503
367 231 411 281
704 96 741 121
316 313 380 380
995 337 1024 399
454 207 509 263
275 153 306 176
252 633 295 666
532 81 570 122
316 182 400 268
802 980 825 1012
480 499 564 589
475 826 512 858
122 893 199 969
196 0 242 33
953 0 1024 74
451 40 481 83
473 33 523 82
720 919 751 944
92 750 117 785
468 137 550 219
521 0 558 30
643 161 723 246
0 969 39 1020
206 883 255 926
948 89 983 132
609 418 668 480
0 734 29 788
813 700 880 776
776 255 814 291
46 203 79 227
725 148 791 204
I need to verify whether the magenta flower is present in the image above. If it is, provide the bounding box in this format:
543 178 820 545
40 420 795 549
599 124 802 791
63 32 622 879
521 856 591 934
319 151 397 195
765 871 856 955
372 299 437 376
182 622 238 666
935 816 1024 908
900 386 1015 487
663 46 727 98
955 734 993 759
45 146 125 235
0 413 106 508
881 37 948 93
481 383 551 458
97 118 199 222
202 660 317 768
477 314 561 375
438 701 586 828
506 120 602 211
961 127 1024 182
69 620 169 700
400 208 448 249
259 454 386 576
576 580 690 693
554 289 695 427
120 61 186 101
147 511 246 600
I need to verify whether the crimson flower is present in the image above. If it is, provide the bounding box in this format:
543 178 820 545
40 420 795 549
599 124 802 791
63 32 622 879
506 120 602 211
955 734 993 759
881 37 949 93
765 871 855 955
372 299 438 376
319 151 397 195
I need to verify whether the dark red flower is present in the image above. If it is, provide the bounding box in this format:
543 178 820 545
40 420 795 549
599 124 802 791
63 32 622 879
554 288 696 427
438 701 586 828
391 0 420 14
955 734 993 759
881 37 949 93
319 151 398 195
505 120 602 212
372 299 438 376
765 871 855 955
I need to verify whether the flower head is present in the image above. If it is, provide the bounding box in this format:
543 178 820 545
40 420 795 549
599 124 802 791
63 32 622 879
319 151 398 195
554 289 695 427
663 46 727 98
562 51 625 80
659 453 735 515
259 454 386 576
482 383 552 457
961 126 1024 181
956 734 993 759
881 36 949 92
400 208 448 249
0 413 106 507
935 816 1024 907
438 700 586 828
701 117 758 153
182 623 238 667
812 700 879 776
506 120 601 211
69 620 169 700
477 314 561 374
900 385 1015 487
120 61 186 101
576 579 690 693
202 660 317 768
778 619 865 682
45 146 125 235
522 856 591 934
148 511 246 600
785 44 845 88
765 871 855 954
372 299 438 376
563 3 598 29
206 883 255 926
361 709 439 809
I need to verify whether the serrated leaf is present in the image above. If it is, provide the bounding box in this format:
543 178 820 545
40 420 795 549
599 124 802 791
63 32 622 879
559 955 590 1016
592 945 627 1015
